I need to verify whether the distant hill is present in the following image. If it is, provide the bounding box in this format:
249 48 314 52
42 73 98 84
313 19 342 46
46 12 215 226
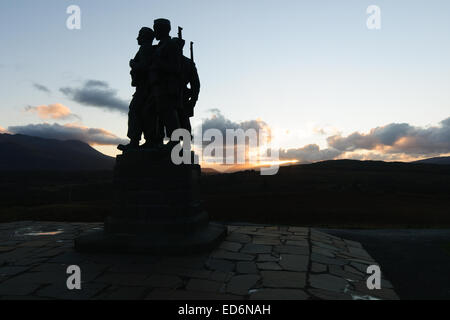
199 158 450 227
223 162 299 173
0 133 115 170
1 155 449 227
413 156 450 165
201 167 221 175
222 158 450 173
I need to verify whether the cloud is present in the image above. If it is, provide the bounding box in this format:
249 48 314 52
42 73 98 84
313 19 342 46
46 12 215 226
196 112 450 163
0 126 8 134
196 110 341 164
279 144 342 163
313 125 341 136
32 83 51 94
8 123 127 146
327 117 450 156
25 103 81 121
194 109 273 164
60 80 129 113
278 117 450 163
338 151 419 162
199 109 271 144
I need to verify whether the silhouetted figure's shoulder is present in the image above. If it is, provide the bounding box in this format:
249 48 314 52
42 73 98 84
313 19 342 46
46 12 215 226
156 37 179 50
182 56 199 84
139 42 156 57
141 42 155 50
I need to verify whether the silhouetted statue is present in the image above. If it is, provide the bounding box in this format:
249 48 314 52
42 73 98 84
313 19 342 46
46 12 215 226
179 41 200 134
119 19 200 151
149 34 201 145
75 18 225 255
145 18 183 149
118 27 156 152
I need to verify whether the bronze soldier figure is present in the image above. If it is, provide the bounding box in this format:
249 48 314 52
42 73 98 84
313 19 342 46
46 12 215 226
180 45 200 134
118 27 156 151
146 18 183 149
119 20 200 152
148 30 200 146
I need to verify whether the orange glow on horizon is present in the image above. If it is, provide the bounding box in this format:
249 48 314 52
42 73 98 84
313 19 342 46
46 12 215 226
201 159 300 172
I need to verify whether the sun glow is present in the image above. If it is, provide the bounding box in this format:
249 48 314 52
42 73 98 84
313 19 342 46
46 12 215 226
254 159 300 167
200 159 299 173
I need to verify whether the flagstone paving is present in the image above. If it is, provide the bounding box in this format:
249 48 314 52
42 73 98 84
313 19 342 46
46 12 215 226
0 221 399 300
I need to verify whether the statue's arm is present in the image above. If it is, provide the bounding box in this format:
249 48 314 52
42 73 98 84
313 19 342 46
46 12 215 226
190 63 200 101
130 50 140 69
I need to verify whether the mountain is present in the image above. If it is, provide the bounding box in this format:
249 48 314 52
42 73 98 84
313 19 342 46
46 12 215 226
0 133 115 170
413 156 450 165
201 167 220 175
223 161 300 173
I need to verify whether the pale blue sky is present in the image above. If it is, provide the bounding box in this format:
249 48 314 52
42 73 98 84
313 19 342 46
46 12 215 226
1 0 449 157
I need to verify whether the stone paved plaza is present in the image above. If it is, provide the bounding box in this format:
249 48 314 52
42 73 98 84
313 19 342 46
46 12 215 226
0 221 399 300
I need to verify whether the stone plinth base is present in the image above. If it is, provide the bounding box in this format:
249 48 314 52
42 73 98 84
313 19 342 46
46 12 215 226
74 222 226 255
74 148 226 255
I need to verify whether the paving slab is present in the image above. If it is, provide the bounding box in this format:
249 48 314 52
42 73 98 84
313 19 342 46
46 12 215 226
226 274 260 295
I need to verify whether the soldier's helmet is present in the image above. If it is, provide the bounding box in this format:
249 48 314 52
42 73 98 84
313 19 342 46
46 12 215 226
154 18 171 38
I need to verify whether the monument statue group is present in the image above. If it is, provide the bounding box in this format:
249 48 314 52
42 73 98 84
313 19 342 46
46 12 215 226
75 18 226 254
118 18 200 152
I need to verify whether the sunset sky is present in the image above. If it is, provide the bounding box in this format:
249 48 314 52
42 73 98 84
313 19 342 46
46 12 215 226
1 0 449 165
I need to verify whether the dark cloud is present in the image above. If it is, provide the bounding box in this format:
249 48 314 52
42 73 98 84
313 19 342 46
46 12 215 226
199 109 271 144
60 80 129 113
197 110 341 164
279 144 342 163
84 80 109 87
8 123 127 146
194 109 273 163
196 112 450 162
32 83 51 94
340 151 413 162
327 117 450 156
201 110 241 133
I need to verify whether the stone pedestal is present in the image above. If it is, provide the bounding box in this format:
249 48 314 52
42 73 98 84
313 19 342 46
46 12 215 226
74 149 226 255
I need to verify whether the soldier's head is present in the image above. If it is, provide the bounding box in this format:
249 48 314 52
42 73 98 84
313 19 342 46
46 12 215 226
153 18 171 40
137 27 154 45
